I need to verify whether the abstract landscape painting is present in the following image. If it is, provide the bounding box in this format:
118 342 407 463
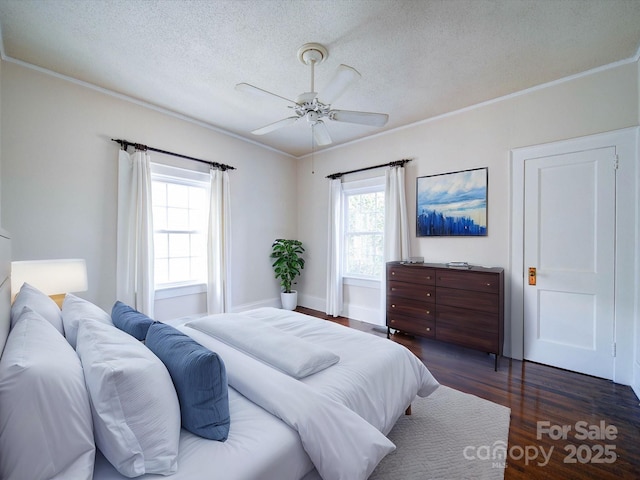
416 168 487 236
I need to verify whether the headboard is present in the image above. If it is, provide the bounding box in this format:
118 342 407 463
0 229 11 356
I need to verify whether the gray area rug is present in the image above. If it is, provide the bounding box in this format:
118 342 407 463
369 386 511 480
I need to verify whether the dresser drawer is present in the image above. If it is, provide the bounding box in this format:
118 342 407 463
387 297 435 321
436 322 499 353
436 304 498 333
387 264 435 286
387 317 435 339
387 281 435 302
436 286 499 314
436 269 500 293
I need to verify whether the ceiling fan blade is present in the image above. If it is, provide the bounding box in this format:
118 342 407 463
312 121 332 146
235 82 296 105
251 116 299 135
319 64 361 104
330 109 389 127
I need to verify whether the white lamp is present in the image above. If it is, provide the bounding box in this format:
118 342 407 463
11 259 88 307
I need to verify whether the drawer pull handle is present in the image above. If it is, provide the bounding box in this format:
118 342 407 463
391 271 395 275
426 276 431 280
426 310 430 315
390 319 396 324
426 327 431 332
391 304 396 308
486 283 492 287
426 292 431 297
391 287 396 291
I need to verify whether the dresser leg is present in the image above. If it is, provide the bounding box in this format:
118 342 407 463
386 326 390 339
494 354 499 372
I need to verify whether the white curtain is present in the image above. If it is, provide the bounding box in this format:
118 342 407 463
380 165 411 323
325 178 343 317
384 165 411 261
207 168 231 314
116 149 155 316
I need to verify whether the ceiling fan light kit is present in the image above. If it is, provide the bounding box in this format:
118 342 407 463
297 43 328 66
236 42 389 147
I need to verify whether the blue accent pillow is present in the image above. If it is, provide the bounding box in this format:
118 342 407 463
145 322 230 441
111 301 154 340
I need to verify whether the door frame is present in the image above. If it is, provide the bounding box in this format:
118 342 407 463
509 127 638 385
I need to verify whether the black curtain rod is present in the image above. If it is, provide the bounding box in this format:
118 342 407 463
326 158 412 179
111 139 236 171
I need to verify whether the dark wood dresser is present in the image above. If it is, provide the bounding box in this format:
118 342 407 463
386 261 504 370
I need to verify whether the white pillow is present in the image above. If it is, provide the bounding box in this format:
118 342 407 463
0 307 95 480
187 313 340 378
76 320 181 477
62 293 113 349
10 282 64 334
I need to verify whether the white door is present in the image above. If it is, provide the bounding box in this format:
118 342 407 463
523 147 616 380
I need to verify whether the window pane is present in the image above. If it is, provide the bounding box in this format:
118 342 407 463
343 187 385 279
155 259 169 284
167 207 189 230
190 207 207 230
189 187 206 207
169 233 190 257
191 233 206 257
167 183 189 208
169 258 190 283
154 233 169 258
152 182 166 206
191 256 206 282
346 233 384 277
153 206 167 230
347 192 385 232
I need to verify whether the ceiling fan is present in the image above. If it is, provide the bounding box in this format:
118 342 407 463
236 43 389 146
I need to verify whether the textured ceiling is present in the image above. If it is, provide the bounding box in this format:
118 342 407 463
1 0 639 158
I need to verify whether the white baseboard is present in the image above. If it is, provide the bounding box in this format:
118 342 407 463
297 293 325 312
343 303 384 326
298 293 384 326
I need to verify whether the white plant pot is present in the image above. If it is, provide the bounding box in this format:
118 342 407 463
281 290 298 311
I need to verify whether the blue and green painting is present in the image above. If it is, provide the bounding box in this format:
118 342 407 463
417 168 487 236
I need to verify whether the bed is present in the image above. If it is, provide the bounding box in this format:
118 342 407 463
0 232 440 480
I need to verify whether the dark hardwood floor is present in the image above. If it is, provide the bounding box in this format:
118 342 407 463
297 307 640 479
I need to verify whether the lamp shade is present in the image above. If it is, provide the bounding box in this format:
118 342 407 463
11 259 88 302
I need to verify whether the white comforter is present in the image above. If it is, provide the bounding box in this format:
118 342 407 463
238 308 438 433
183 324 394 480
182 308 439 480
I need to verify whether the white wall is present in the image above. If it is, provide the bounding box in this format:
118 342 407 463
634 59 640 399
0 61 297 314
297 60 639 365
0 57 3 217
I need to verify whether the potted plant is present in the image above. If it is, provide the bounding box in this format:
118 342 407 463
270 239 305 310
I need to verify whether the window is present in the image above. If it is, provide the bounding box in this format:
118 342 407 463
342 177 385 281
151 163 209 288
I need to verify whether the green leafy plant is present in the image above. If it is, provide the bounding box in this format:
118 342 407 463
270 239 305 293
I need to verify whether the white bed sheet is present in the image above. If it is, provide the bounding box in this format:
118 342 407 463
92 307 439 480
